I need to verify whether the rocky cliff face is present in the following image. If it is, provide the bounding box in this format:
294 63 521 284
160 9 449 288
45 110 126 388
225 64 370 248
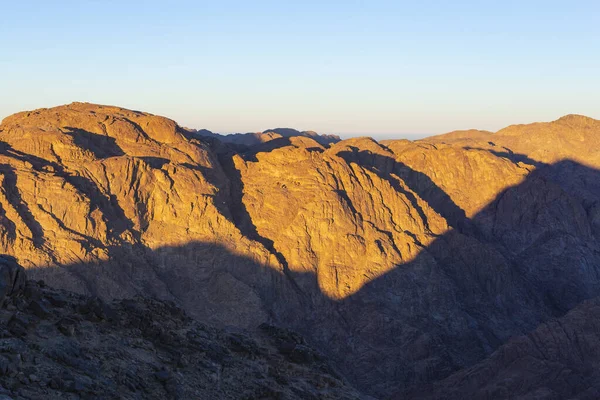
2 103 600 398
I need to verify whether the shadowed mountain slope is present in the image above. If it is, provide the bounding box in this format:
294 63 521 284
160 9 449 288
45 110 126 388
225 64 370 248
419 296 600 400
0 257 365 400
2 103 600 397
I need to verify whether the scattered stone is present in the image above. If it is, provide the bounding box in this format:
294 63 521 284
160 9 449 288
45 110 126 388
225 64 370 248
23 285 42 301
7 313 34 337
288 344 319 364
226 333 259 357
0 265 363 399
56 318 78 337
78 297 115 322
27 300 51 319
46 293 67 307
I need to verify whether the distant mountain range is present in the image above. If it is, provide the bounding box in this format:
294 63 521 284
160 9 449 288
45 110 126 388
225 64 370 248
187 126 341 147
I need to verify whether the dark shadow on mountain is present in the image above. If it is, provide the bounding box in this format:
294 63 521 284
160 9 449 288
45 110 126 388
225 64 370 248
16 158 600 399
463 145 546 168
62 127 125 159
537 158 600 208
336 159 600 396
139 156 169 169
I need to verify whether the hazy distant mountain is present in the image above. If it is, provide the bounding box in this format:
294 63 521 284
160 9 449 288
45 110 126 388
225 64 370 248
188 126 341 147
422 128 493 142
2 102 600 398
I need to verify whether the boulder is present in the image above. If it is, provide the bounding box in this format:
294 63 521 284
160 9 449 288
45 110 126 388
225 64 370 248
0 256 25 306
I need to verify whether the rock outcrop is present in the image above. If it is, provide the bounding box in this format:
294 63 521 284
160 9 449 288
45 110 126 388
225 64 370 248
0 257 25 304
2 103 600 397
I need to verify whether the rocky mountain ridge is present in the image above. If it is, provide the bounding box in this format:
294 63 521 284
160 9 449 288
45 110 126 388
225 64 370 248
2 102 600 398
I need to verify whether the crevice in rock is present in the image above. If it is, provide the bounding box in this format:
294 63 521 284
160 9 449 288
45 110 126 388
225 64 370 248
0 143 137 243
0 164 46 249
212 146 306 298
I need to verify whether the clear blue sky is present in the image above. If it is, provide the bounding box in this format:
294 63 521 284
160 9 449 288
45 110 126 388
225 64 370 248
1 1 598 139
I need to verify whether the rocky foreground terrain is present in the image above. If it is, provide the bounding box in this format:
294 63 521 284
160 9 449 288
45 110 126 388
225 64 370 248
0 256 364 399
2 103 600 398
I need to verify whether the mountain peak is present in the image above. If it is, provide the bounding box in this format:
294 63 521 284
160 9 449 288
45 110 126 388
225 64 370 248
555 113 599 127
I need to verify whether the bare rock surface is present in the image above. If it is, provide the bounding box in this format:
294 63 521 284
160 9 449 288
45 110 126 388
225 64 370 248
2 103 600 398
0 266 364 400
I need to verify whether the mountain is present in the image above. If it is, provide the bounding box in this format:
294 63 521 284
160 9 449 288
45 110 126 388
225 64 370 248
2 102 600 398
188 126 341 148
